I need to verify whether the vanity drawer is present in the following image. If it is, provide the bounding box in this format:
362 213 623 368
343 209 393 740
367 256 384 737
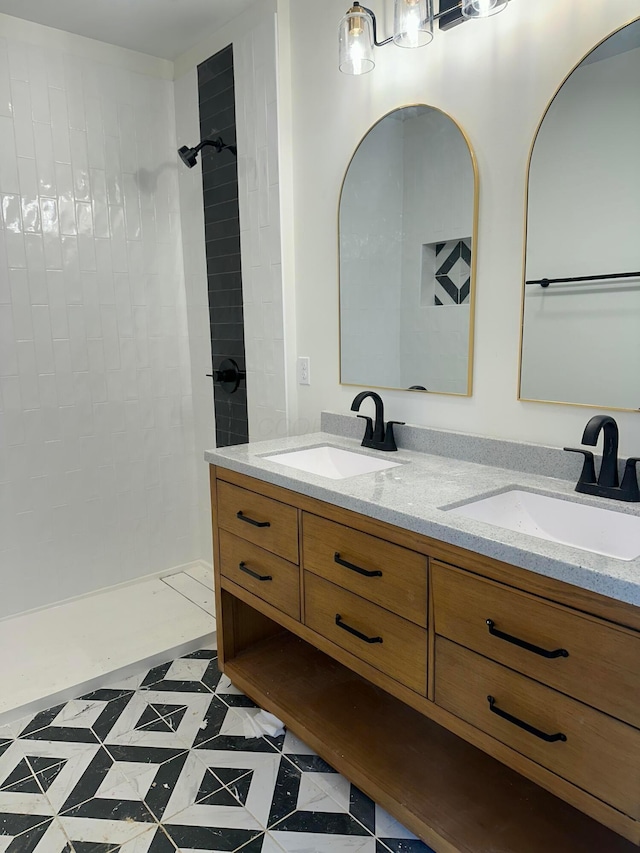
431 562 640 728
217 480 298 564
304 572 427 694
435 637 640 820
219 530 300 621
302 514 427 626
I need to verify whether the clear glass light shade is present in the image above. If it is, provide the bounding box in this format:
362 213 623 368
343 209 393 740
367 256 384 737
339 10 375 75
393 0 433 48
462 0 509 18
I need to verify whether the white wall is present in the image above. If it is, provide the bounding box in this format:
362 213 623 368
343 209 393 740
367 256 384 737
522 45 640 409
283 0 640 455
0 17 199 619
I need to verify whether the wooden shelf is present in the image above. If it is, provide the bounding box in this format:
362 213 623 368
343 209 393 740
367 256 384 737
225 631 636 853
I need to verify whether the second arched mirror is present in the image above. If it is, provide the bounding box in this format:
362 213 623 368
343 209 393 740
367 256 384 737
339 105 478 395
520 19 640 411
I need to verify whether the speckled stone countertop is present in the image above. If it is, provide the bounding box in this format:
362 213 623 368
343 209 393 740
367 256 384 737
205 429 640 608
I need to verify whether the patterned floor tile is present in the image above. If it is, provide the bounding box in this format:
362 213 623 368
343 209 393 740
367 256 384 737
0 814 53 847
54 746 155 824
101 691 212 752
140 651 221 695
374 805 434 852
192 707 282 756
17 693 134 746
0 739 103 824
0 816 73 853
269 832 376 852
161 822 263 853
3 646 429 853
58 815 165 853
214 676 257 709
375 840 436 853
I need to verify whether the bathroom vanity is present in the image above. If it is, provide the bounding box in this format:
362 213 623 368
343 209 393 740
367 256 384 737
206 431 640 853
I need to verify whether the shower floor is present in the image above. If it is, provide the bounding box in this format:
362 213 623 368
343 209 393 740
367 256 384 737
0 645 432 853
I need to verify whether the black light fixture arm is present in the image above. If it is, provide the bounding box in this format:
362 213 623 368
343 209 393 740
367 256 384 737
351 0 465 43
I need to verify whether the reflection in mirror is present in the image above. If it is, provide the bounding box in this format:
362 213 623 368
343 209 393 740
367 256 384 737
339 106 477 395
520 19 640 411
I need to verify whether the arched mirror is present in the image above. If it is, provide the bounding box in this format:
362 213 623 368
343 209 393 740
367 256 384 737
339 105 478 395
520 19 640 411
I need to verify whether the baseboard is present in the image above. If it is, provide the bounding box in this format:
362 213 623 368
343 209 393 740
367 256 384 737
0 559 211 625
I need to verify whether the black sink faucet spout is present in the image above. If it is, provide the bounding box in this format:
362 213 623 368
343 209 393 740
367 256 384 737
564 415 640 502
351 391 385 442
350 391 404 452
581 415 619 488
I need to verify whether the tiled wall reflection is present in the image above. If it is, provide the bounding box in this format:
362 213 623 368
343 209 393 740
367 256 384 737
0 36 198 618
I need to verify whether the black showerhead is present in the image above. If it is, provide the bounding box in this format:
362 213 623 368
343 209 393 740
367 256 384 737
178 145 199 168
177 136 237 168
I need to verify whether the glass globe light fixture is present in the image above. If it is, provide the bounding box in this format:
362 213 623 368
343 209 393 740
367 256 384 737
339 7 375 75
462 0 509 18
393 0 433 48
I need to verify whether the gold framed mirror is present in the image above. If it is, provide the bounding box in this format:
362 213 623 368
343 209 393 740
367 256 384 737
519 18 640 412
339 105 478 395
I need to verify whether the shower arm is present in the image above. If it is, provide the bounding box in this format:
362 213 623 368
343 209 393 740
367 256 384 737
196 136 237 156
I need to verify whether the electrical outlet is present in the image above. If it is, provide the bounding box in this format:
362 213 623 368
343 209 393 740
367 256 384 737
297 356 311 385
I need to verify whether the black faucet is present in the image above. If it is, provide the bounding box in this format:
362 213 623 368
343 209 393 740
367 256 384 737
350 391 404 452
564 415 640 502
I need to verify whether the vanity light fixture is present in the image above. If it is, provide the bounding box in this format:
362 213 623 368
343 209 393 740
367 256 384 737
339 0 510 75
462 0 508 17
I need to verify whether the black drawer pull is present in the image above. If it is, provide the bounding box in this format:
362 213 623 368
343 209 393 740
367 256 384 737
334 552 382 578
238 561 272 582
236 511 271 528
486 620 569 659
487 696 567 743
335 614 383 644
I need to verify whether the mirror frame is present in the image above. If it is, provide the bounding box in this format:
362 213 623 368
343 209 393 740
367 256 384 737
338 103 479 397
518 16 640 414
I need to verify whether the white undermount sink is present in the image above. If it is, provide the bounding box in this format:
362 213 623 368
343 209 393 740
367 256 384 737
446 489 640 561
263 445 401 480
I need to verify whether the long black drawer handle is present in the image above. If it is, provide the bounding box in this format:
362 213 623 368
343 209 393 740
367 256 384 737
486 620 569 659
487 696 567 743
334 552 382 578
236 511 271 528
335 614 383 644
238 561 272 582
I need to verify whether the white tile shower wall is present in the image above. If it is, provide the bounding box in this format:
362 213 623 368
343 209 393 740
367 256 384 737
175 67 215 567
235 14 288 442
0 27 199 618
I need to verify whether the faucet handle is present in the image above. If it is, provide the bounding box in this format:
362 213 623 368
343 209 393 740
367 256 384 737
357 415 374 442
564 447 596 485
382 421 405 452
620 458 640 502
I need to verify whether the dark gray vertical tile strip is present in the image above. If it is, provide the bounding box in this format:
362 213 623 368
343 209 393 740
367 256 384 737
197 45 249 448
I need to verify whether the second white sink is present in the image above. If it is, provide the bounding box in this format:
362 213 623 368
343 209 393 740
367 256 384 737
263 445 401 480
446 489 640 561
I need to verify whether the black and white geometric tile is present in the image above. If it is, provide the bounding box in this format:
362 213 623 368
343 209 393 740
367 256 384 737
434 239 472 306
0 648 434 853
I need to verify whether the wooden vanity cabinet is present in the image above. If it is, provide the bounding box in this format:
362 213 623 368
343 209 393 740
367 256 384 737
210 465 640 852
